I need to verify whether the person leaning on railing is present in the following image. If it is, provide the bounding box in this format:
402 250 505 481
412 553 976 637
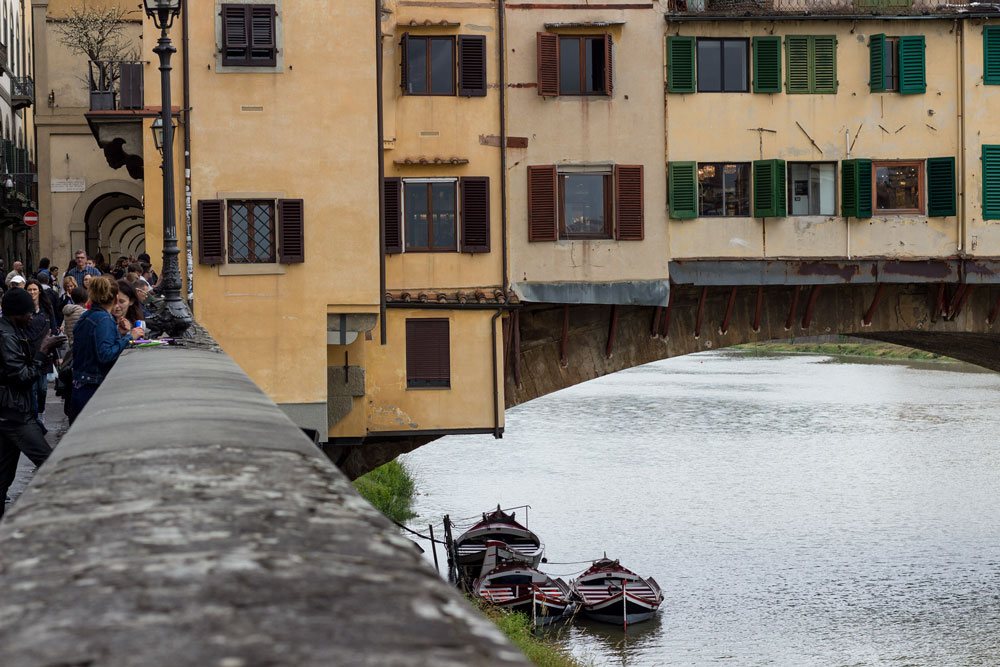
67 276 144 424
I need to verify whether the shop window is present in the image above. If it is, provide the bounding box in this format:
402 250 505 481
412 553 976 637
698 162 751 217
874 161 923 213
697 38 748 93
789 162 836 216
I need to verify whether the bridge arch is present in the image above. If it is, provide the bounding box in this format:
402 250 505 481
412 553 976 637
70 179 145 262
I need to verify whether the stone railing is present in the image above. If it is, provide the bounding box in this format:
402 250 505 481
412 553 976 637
0 331 527 666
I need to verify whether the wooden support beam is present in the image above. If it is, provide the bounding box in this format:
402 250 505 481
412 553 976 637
784 286 801 330
559 305 569 366
801 285 821 330
948 284 973 320
694 286 708 339
605 305 619 358
862 284 884 326
650 306 662 338
720 287 737 335
752 285 764 333
660 288 675 338
512 310 522 387
931 283 947 322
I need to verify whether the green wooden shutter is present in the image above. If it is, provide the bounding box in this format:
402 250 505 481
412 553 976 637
898 35 926 95
984 26 1000 85
753 36 782 94
812 36 838 94
869 33 887 93
669 162 698 220
753 159 787 218
842 159 873 219
667 36 696 94
786 35 810 93
926 158 956 217
984 145 1000 221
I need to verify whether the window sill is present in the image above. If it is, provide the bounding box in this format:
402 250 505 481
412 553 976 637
406 385 451 390
218 263 287 276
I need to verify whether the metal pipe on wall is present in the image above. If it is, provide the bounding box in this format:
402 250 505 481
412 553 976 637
182 0 193 304
498 0 508 295
956 18 967 255
376 0 387 345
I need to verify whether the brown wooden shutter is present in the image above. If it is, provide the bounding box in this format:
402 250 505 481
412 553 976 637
198 199 225 265
399 33 410 92
604 34 614 96
383 177 402 254
537 32 559 97
614 165 644 241
119 63 143 109
250 5 277 67
221 5 249 66
460 177 490 253
458 35 487 97
406 318 450 388
527 165 558 242
278 199 304 263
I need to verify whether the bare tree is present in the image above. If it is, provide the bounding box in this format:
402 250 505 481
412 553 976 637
51 3 141 92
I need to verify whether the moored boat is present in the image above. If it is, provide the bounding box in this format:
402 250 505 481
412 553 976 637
570 557 663 626
473 562 576 626
452 506 543 585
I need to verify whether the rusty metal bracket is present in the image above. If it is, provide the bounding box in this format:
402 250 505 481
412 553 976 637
559 305 569 367
931 283 947 322
605 305 619 358
862 284 884 326
651 306 662 338
694 286 708 339
660 288 675 338
946 284 973 320
752 285 764 333
801 285 821 329
784 286 801 330
720 287 737 335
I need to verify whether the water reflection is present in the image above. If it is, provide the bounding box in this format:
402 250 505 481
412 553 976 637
404 351 1000 666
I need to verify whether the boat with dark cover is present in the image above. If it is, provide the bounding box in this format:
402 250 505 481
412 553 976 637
473 561 575 626
570 557 663 626
453 506 543 585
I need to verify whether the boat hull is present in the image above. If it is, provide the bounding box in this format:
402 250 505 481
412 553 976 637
579 594 660 625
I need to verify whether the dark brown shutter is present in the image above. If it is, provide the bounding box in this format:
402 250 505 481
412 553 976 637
278 199 304 263
406 318 451 388
399 33 410 92
120 63 143 109
537 32 559 97
603 34 614 96
458 35 487 97
460 177 490 253
527 165 558 242
383 177 402 254
221 5 249 66
198 199 225 265
250 5 277 67
614 165 644 241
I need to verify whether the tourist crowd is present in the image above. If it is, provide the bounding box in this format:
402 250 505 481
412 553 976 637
0 250 163 518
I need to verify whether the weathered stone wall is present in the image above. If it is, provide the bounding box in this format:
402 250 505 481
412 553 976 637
0 343 527 666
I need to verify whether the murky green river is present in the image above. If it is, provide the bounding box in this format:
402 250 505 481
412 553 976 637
403 351 1000 666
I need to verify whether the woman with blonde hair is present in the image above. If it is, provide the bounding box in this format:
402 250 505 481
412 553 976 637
68 276 144 423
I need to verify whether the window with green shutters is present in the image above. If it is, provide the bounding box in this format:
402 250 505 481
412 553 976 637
985 26 1000 86
984 145 1000 220
753 159 787 217
668 36 696 94
898 35 926 95
926 157 956 217
786 35 837 94
841 159 873 218
669 162 698 219
753 36 782 94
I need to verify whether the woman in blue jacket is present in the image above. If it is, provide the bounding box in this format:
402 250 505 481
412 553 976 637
69 276 144 423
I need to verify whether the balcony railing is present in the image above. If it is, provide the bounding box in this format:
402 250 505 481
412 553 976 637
88 60 143 111
668 0 995 16
11 76 33 111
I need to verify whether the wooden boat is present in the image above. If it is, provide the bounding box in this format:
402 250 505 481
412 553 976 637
452 506 543 585
570 557 663 626
473 561 576 626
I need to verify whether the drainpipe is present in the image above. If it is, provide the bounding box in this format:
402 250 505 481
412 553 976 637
182 0 193 304
497 0 508 295
491 309 502 438
376 0 387 345
956 18 966 255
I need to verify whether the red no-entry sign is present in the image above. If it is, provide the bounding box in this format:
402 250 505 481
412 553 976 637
22 211 38 227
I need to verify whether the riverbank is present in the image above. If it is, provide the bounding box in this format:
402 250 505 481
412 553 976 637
353 461 583 667
736 341 953 362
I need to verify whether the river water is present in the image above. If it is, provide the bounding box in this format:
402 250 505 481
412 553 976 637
402 351 1000 666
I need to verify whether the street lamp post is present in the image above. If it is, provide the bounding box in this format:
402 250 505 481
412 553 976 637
143 0 191 338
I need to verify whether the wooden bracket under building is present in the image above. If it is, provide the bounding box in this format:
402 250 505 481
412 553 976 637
720 286 737 335
605 305 619 358
784 286 801 330
694 287 708 339
801 285 821 330
946 284 972 320
752 285 764 333
862 284 885 326
559 305 569 367
660 288 675 338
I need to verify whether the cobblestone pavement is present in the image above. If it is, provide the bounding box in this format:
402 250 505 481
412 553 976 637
3 386 70 516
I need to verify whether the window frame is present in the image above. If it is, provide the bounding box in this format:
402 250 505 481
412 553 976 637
404 35 457 96
557 35 609 97
884 36 900 92
219 2 279 71
696 37 749 93
558 171 613 240
787 161 838 217
697 161 752 217
872 160 925 215
226 199 277 264
401 177 459 253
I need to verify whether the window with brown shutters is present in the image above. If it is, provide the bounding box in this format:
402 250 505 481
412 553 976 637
228 200 276 263
458 35 487 97
536 33 612 97
615 165 643 241
400 34 487 97
528 165 558 241
221 4 277 68
198 200 225 265
383 177 402 254
278 199 304 263
460 177 490 253
406 318 450 388
528 165 645 242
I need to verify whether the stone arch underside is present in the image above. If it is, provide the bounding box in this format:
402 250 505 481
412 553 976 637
335 282 1000 479
70 179 144 258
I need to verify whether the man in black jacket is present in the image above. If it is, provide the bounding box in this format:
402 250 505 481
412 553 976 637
0 289 64 519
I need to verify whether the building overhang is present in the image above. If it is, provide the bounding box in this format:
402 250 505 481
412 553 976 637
84 107 181 181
